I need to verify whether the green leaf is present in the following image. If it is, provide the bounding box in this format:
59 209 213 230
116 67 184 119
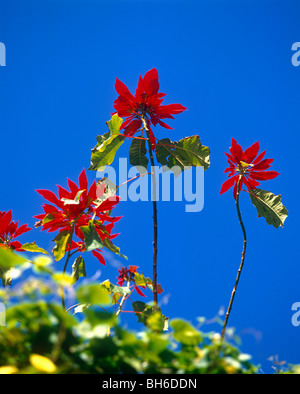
61 190 85 206
155 136 210 173
101 237 127 260
132 301 156 326
100 279 131 297
134 272 163 294
71 257 87 283
53 272 74 287
249 188 288 228
35 213 55 228
0 248 28 287
77 284 111 306
89 114 125 171
52 230 71 262
80 221 103 252
170 319 203 346
132 301 168 331
129 138 149 172
73 303 88 314
21 242 49 255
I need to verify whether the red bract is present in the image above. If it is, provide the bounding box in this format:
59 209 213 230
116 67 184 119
0 210 31 251
35 169 121 261
117 265 146 297
221 139 280 199
113 68 187 150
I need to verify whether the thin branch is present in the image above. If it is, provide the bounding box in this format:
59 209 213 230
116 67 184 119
141 117 159 310
116 280 131 317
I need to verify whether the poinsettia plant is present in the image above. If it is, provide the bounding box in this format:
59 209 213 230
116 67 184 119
0 69 289 348
220 138 288 341
89 68 211 312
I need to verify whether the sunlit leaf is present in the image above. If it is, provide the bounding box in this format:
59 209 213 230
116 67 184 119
249 188 288 228
71 257 87 283
155 136 210 174
170 319 203 346
89 114 125 171
77 284 111 306
21 242 49 255
0 248 27 287
61 189 85 206
52 230 71 262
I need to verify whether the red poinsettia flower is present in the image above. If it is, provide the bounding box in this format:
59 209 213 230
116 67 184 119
0 210 31 251
117 265 147 297
113 68 187 150
35 169 121 264
221 139 280 199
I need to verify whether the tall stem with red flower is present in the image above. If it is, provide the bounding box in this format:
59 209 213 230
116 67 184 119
141 116 159 309
112 69 186 310
221 175 247 342
220 138 288 342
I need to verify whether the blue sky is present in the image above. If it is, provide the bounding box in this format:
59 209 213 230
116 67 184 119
1 0 300 372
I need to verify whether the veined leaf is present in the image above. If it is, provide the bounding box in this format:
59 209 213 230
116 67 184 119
155 136 210 174
21 242 49 255
249 188 288 228
80 221 103 252
132 301 168 331
129 138 149 172
89 114 125 171
52 230 71 262
102 237 127 260
72 257 87 283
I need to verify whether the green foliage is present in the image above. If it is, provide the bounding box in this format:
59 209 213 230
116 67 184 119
89 114 125 171
249 189 288 228
71 257 87 283
0 264 297 374
80 221 104 252
77 284 111 306
0 248 27 287
20 242 49 255
52 230 71 262
171 319 203 346
132 301 168 332
129 138 149 172
155 136 210 174
0 299 262 374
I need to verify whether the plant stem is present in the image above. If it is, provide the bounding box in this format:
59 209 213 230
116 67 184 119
221 175 247 342
61 228 75 310
116 280 131 317
142 118 159 310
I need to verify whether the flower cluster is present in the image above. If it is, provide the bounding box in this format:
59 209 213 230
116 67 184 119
221 139 279 199
117 265 147 297
35 169 121 265
113 68 187 150
0 210 31 251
